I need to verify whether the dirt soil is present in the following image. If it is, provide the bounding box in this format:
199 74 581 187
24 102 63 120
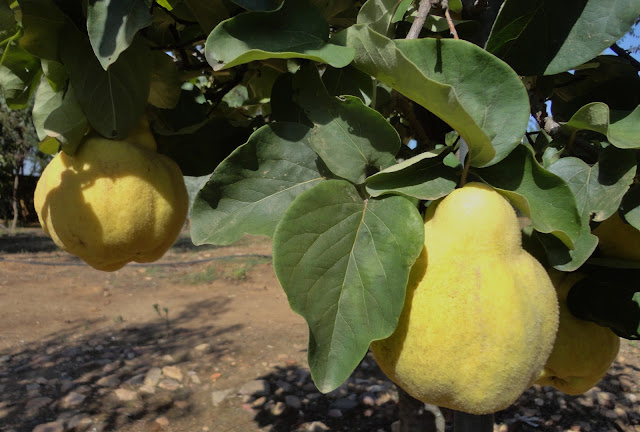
0 229 638 432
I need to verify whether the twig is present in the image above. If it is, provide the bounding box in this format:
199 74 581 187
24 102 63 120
610 43 640 72
444 6 459 39
407 0 433 39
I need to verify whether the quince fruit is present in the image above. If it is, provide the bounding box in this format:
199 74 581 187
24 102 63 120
593 211 640 261
34 121 188 271
370 182 559 415
536 270 620 395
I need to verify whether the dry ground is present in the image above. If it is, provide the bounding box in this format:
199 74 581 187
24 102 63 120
0 229 638 432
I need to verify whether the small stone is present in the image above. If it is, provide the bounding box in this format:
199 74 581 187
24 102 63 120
551 414 562 421
26 397 53 411
96 375 120 388
620 376 634 392
67 413 92 430
597 392 615 408
144 368 162 387
285 395 302 409
334 397 358 411
270 401 287 416
60 380 74 393
603 409 618 419
26 383 40 392
534 397 545 406
161 354 175 363
252 396 267 407
276 380 294 393
102 360 123 373
114 388 138 401
126 373 145 386
139 385 156 394
212 389 232 406
238 379 270 396
304 421 329 432
32 421 64 432
174 400 189 409
193 344 211 356
155 416 170 426
162 366 183 381
60 391 86 409
624 392 638 404
158 379 180 390
391 420 400 432
328 408 342 418
376 391 393 406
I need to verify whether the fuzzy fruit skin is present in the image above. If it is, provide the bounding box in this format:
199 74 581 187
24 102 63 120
370 182 559 415
593 211 640 261
34 130 188 272
536 270 620 395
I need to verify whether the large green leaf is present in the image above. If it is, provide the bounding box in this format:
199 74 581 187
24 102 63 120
561 102 640 150
0 0 15 40
190 122 327 246
357 0 398 36
41 59 67 92
148 51 181 109
293 64 399 184
204 0 355 70
273 179 424 392
17 0 66 61
60 26 151 138
183 0 230 34
155 117 251 177
32 75 88 154
548 148 637 223
486 0 640 76
365 149 457 200
334 25 529 167
87 0 153 70
322 65 374 105
475 145 582 248
0 42 41 109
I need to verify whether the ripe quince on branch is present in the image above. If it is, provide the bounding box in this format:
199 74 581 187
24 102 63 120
371 182 559 415
34 119 188 271
536 270 620 395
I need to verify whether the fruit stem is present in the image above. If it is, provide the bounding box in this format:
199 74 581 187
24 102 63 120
453 411 494 432
459 156 471 187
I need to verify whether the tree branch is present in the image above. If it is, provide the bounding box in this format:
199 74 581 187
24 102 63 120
610 43 640 72
407 0 433 39
444 6 459 39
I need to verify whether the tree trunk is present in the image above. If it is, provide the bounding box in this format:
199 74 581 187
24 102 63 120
397 387 443 432
453 411 494 432
10 170 19 233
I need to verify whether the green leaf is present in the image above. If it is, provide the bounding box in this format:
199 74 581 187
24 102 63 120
0 42 41 109
536 224 599 271
485 0 640 76
561 102 640 150
87 0 153 70
365 149 458 200
273 179 424 392
322 65 374 105
357 0 399 36
41 59 67 92
32 74 61 140
448 0 462 13
230 0 283 10
155 117 251 177
548 148 637 223
204 0 355 71
621 185 640 232
60 27 151 138
183 0 230 34
293 64 400 184
17 0 66 61
148 51 181 109
334 25 529 167
0 0 15 40
190 122 327 245
476 145 582 248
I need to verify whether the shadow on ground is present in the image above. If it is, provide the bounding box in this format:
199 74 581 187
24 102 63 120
242 351 640 432
0 297 241 432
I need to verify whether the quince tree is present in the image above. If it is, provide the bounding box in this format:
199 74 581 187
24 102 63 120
2 0 640 430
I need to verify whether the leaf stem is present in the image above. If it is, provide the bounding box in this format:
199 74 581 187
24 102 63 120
444 7 459 39
406 0 433 39
0 28 21 68
459 156 470 187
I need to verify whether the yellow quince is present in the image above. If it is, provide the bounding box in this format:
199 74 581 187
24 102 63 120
34 120 188 271
536 270 620 395
371 182 559 415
